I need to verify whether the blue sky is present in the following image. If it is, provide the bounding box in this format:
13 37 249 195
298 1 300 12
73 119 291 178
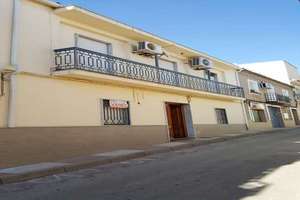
58 0 300 68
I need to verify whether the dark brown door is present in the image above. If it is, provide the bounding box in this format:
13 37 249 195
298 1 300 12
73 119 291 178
292 109 300 125
166 103 187 139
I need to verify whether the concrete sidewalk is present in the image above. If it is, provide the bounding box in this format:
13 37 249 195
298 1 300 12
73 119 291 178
0 128 297 185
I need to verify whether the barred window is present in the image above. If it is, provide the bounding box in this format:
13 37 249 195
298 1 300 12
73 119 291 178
252 109 267 122
215 108 228 124
102 99 130 125
281 107 292 120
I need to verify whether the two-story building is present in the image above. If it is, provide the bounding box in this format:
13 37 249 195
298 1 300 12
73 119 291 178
239 69 298 130
240 60 300 123
0 0 247 167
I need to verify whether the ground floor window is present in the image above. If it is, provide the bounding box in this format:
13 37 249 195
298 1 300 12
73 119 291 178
215 108 228 124
281 107 292 120
252 109 267 122
102 99 130 125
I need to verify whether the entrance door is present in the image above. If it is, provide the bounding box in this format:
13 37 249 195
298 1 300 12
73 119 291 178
292 109 300 125
268 106 285 128
166 103 187 139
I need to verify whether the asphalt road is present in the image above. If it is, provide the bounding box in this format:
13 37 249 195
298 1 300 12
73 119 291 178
1 129 300 200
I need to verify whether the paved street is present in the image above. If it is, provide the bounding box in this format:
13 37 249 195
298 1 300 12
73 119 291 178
1 129 300 200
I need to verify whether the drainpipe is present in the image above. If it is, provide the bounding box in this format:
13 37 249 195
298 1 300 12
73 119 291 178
235 69 249 130
7 0 20 128
154 54 159 67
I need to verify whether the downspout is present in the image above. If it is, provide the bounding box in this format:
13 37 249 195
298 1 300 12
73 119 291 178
235 68 249 130
7 0 20 127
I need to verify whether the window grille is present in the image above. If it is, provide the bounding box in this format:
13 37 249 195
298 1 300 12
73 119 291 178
102 99 130 125
215 108 228 124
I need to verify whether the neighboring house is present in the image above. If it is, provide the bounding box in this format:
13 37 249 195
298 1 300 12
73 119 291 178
0 0 247 166
239 60 300 117
239 69 299 130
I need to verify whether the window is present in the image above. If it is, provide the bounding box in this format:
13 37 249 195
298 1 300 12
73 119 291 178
76 35 112 55
102 99 130 125
267 83 274 92
281 107 292 120
282 89 289 97
251 110 267 122
248 80 260 94
215 108 228 124
205 71 218 81
159 59 177 71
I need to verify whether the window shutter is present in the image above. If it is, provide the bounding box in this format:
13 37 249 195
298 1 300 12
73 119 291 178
77 36 109 55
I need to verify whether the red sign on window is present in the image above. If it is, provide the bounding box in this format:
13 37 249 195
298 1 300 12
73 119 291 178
109 100 128 108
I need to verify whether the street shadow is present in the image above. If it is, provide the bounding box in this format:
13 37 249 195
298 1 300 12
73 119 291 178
197 134 300 200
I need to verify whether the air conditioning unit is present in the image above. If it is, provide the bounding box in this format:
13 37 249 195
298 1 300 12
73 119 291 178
137 41 163 55
190 57 213 70
250 102 265 110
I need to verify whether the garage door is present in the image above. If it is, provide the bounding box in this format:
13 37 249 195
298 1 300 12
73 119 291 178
268 106 284 128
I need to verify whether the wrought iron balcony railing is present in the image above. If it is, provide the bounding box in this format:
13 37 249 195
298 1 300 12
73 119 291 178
54 47 244 98
265 93 291 104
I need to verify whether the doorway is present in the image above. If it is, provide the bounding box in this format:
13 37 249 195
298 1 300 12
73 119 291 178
292 109 300 125
165 103 187 139
268 106 285 128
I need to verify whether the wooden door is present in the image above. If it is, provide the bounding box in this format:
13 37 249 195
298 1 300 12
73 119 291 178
166 103 187 139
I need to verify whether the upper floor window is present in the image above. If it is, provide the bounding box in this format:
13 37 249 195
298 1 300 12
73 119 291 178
248 80 260 94
266 83 275 93
76 35 112 55
159 59 178 71
282 89 289 97
205 71 218 81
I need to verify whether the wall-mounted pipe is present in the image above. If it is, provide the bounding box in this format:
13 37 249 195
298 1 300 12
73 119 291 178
7 0 20 127
235 68 249 130
0 73 4 96
10 0 20 70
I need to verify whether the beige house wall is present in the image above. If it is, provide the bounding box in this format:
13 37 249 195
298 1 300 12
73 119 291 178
14 73 245 127
4 0 246 127
0 0 13 69
190 98 244 124
16 0 239 86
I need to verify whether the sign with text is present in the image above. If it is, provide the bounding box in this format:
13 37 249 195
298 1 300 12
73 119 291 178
109 99 128 109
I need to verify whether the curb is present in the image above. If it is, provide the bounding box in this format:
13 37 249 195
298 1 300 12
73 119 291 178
0 127 298 185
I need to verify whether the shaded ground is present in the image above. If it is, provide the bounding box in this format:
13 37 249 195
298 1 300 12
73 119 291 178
1 128 300 200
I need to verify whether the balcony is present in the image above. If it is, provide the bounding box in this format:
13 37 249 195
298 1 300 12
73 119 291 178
265 93 291 104
53 47 244 98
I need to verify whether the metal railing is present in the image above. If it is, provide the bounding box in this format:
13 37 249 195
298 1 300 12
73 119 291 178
54 47 244 98
265 93 291 104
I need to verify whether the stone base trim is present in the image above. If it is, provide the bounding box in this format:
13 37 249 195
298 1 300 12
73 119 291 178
194 124 248 137
0 125 168 168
